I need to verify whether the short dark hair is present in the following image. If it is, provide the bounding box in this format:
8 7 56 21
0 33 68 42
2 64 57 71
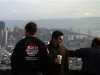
25 22 37 35
52 30 64 39
91 37 100 48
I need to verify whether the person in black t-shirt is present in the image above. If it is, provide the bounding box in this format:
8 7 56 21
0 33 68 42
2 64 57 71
75 37 100 75
11 22 48 75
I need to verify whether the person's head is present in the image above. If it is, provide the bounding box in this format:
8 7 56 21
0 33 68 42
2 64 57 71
25 22 37 36
51 30 64 46
91 37 100 48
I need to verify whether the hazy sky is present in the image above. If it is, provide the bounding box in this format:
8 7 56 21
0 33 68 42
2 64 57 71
0 0 99 20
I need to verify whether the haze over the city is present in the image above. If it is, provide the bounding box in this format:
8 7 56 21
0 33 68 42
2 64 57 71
0 0 100 36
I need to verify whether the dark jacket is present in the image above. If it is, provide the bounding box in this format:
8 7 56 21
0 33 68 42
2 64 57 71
75 48 100 75
47 43 69 75
11 37 48 73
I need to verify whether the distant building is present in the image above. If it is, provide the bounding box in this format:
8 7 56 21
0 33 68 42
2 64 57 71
0 21 5 48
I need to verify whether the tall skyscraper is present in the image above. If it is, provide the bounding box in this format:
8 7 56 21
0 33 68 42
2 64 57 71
0 21 5 48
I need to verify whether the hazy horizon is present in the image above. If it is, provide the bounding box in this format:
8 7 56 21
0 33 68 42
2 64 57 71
3 17 100 37
0 0 99 20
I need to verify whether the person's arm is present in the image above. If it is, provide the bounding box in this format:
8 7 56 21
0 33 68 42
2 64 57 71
74 48 89 58
10 40 23 71
74 49 82 57
38 41 49 73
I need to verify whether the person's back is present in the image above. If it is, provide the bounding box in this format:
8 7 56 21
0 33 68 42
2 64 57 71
75 37 100 75
10 22 48 75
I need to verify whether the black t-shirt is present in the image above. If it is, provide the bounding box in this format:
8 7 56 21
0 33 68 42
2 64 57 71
11 37 48 72
75 48 100 74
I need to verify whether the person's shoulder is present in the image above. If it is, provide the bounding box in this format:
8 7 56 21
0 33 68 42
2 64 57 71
35 37 46 46
16 38 26 46
76 47 90 51
89 47 100 54
61 46 70 54
13 38 26 50
75 47 90 55
78 47 98 53
62 46 69 51
36 38 44 43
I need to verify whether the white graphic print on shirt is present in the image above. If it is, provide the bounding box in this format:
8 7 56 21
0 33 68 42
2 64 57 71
25 45 39 56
